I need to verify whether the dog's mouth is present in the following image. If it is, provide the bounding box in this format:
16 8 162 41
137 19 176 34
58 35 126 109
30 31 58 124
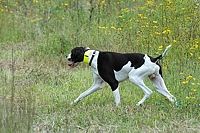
68 61 75 67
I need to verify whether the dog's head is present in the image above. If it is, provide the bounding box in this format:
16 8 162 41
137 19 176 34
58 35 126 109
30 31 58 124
66 47 90 67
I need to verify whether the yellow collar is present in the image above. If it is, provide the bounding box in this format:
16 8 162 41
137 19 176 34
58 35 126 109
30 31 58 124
83 50 90 64
83 50 96 66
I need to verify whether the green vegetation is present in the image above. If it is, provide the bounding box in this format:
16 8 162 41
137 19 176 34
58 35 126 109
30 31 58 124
0 0 199 132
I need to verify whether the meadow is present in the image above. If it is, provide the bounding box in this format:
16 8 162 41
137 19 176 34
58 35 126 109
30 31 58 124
0 0 199 132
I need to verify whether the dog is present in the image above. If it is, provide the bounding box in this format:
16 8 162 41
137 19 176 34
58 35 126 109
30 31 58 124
67 45 176 106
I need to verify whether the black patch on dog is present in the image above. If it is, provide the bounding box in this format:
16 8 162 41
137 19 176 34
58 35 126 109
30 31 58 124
97 52 145 72
69 47 86 63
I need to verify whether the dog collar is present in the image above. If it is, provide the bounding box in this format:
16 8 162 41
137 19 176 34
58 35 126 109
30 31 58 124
83 50 96 66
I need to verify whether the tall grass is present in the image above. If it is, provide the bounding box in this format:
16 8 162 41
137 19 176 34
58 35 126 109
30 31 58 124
0 0 199 132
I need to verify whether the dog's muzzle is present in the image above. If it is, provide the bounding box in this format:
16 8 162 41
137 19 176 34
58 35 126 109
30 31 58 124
66 54 75 67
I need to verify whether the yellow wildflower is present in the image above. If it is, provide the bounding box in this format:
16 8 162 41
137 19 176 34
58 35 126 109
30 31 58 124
186 75 193 80
158 45 163 50
153 26 158 28
153 20 157 23
33 0 38 3
192 89 197 92
111 26 116 29
117 28 122 31
182 81 188 85
138 14 142 18
155 32 160 35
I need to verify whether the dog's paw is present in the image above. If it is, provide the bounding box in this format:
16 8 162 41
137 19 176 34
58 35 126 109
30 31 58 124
116 103 121 108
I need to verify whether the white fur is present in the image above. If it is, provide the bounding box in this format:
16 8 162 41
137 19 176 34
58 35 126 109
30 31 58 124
113 87 120 106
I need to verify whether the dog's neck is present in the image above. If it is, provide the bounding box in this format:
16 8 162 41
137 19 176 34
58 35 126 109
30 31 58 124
83 50 96 66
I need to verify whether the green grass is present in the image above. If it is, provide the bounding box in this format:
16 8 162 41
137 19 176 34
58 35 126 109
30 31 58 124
0 0 200 132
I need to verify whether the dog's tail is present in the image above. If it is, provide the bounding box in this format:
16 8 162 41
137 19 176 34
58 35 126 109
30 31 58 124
154 45 172 63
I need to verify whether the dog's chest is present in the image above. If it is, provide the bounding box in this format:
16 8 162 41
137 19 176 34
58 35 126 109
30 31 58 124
114 61 132 82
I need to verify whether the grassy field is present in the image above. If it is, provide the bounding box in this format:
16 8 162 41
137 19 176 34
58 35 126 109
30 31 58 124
0 0 199 132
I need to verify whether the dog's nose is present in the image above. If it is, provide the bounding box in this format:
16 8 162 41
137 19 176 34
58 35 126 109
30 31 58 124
66 54 72 61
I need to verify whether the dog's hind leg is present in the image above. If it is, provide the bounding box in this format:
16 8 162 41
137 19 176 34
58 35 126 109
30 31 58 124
71 74 104 105
129 68 153 106
129 76 153 106
149 74 176 103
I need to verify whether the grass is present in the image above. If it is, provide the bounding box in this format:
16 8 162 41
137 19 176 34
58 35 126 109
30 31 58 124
0 0 200 132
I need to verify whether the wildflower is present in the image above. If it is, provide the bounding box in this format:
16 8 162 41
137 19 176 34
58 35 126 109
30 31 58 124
153 21 157 23
33 0 38 3
138 14 142 18
158 45 163 50
155 32 160 35
186 75 193 80
162 29 171 34
153 26 158 28
182 81 188 85
191 83 195 85
111 26 116 29
168 0 172 4
31 19 36 22
179 72 184 75
186 96 189 99
163 66 167 70
192 89 197 92
190 53 193 56
173 40 177 43
101 0 105 4
117 28 122 31
193 44 198 49
167 29 171 33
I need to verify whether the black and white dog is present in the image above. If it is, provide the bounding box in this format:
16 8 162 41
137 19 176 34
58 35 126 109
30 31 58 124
67 45 176 106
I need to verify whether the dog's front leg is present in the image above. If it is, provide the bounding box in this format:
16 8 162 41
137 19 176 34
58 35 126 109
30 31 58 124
71 84 97 105
113 87 121 106
71 75 104 105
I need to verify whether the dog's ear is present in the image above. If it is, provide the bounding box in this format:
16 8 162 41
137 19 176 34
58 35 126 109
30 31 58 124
84 47 90 51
